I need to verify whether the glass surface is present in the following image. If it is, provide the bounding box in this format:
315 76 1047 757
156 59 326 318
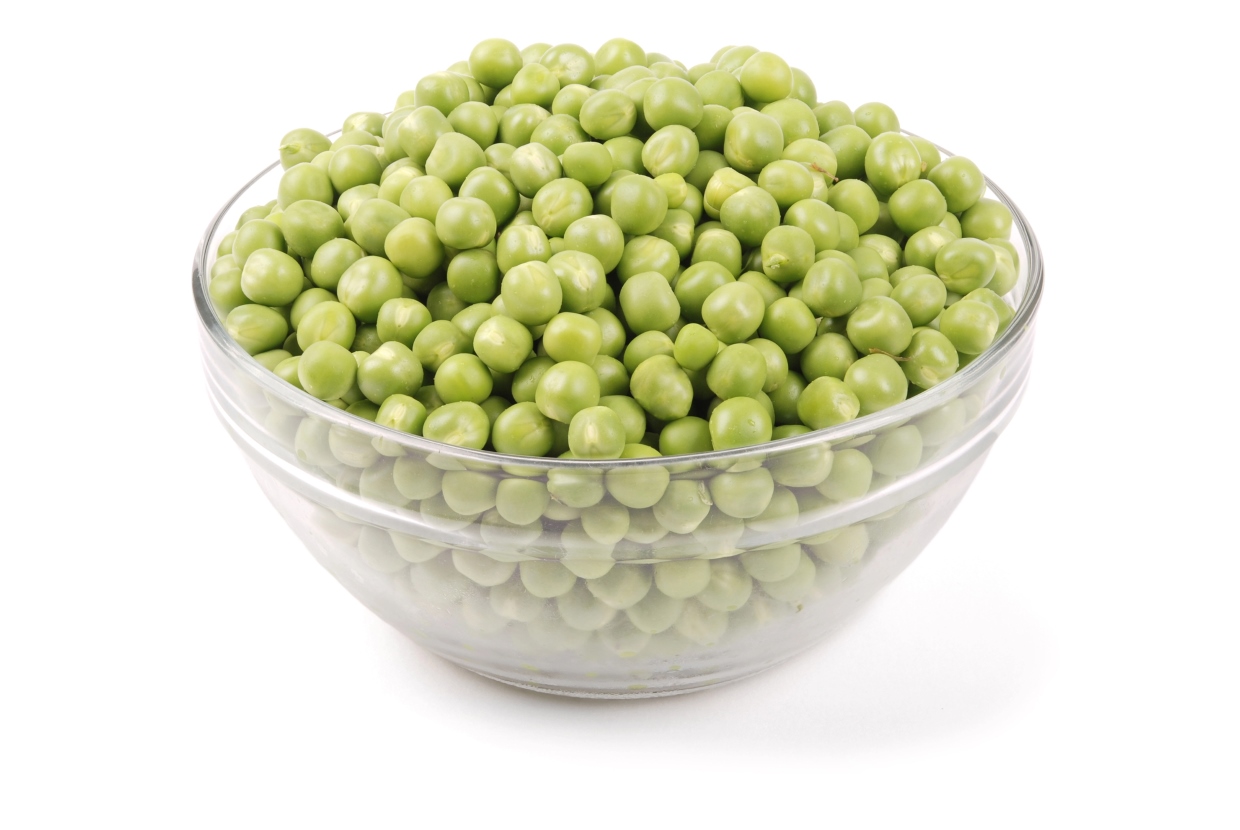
193 144 1042 697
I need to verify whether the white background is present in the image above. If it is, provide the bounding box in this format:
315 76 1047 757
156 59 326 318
3 1 1238 826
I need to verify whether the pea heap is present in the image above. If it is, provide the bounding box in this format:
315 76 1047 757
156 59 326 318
210 38 1019 461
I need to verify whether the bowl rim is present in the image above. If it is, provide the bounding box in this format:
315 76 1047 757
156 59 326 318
193 139 1042 470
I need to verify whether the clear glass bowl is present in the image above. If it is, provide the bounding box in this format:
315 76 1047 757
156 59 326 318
193 155 1042 698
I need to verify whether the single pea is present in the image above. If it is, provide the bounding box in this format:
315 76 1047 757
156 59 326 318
686 150 730 195
433 353 493 404
529 113 589 155
723 111 784 173
891 273 948 327
561 215 624 274
346 199 411 256
598 395 646 444
279 127 332 170
427 282 469 322
359 342 424 404
296 301 356 350
890 265 936 287
352 326 383 355
939 299 1000 355
560 142 613 189
622 331 675 374
962 287 1016 334
422 401 490 449
822 125 871 180
507 142 562 196
414 71 471 116
904 225 959 271
843 352 908 415
434 197 496 250
208 264 247 314
853 102 899 138
701 281 766 344
500 260 562 325
543 312 603 363
535 360 601 423
510 62 561 108
888 179 948 235
470 38 523 87
961 198 1014 240
709 467 775 519
578 89 637 139
630 354 693 421
337 256 404 323
375 297 431 348
591 355 629 397
739 51 792 102
861 277 892 299
328 145 383 194
768 370 807 425
650 208 695 259
800 257 862 318
442 249 498 304
619 271 680 334
846 296 914 355
568 406 627 459
744 338 788 393
714 45 759 72
226 304 288 356
298 340 356 400
532 178 593 238
935 237 998 293
377 163 422 205
412 319 471 372
719 186 780 248
552 83 594 119
758 296 817 354
659 416 713 455
277 163 334 210
797 376 860 429
594 37 646 75
387 179 441 231
928 155 985 213
902 328 959 389
288 288 335 331
816 448 873 501
446 101 499 149
380 217 443 280
336 184 379 222
702 167 753 218
836 211 861 251
423 132 486 190
609 175 669 236
375 393 428 435
496 224 552 273
756 159 813 212
812 100 854 134
827 179 880 234
239 248 303 307
673 323 718 371
642 126 700 179
232 219 286 269
760 225 816 285
641 77 704 131
498 102 551 146
280 200 344 259
709 396 773 450
397 106 454 166
450 304 496 342
707 343 767 399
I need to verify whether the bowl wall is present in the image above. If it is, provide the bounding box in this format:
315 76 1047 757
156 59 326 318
195 156 1040 697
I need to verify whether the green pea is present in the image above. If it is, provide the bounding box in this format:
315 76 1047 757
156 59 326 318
846 296 914 355
743 338 786 393
376 218 442 281
237 248 302 308
766 369 807 425
891 273 948 327
738 52 792 103
821 126 870 181
225 303 288 356
280 200 344 259
469 38 523 87
902 328 959 389
279 128 331 170
826 179 880 234
443 249 498 304
277 163 334 210
484 401 552 457
334 184 377 223
534 360 600 423
355 341 423 404
755 296 815 355
567 406 627 459
422 401 490 449
375 394 427 435
345 199 409 257
816 448 873 500
560 215 624 274
529 113 588 155
701 281 765 344
352 326 382 355
426 282 468 322
904 225 959 271
557 143 610 189
719 186 780 247
414 71 471 116
847 245 891 282
641 77 704 130
412 319 470 372
935 237 998 294
939 300 1000 355
709 467 775 519
853 102 899 138
298 340 356 400
336 256 403 323
433 197 495 251
671 323 717 371
609 175 669 236
868 424 923 477
753 160 811 213
294 301 355 351
510 355 554 403
705 343 765 399
232 219 286 269
888 179 948 235
543 312 603 363
618 271 680 334
709 396 773 450
500 260 563 326
927 155 985 213
397 106 454 167
811 100 853 134
642 125 700 178
530 178 592 238
630 354 693 421
653 416 708 456
578 88 637 139
723 111 784 173
496 224 552 273
797 376 860 429
650 208 695 259
843 353 908 415
962 287 1016 334
760 225 816 285
961 198 1013 240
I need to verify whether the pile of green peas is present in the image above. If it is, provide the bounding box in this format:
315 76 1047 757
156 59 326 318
210 38 1018 461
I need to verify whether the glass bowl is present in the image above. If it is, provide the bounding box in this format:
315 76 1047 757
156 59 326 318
193 152 1041 698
